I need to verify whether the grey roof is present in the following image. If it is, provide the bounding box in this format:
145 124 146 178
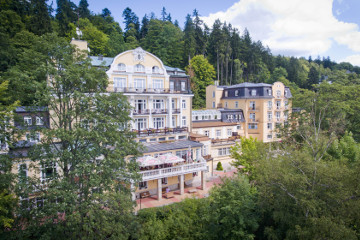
15 106 48 113
89 56 114 66
220 82 272 89
164 65 186 73
142 140 203 153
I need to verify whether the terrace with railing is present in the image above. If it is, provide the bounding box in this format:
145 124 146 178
140 161 207 181
132 127 188 137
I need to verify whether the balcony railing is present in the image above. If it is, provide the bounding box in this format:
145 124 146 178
152 109 168 114
114 87 191 94
249 118 259 122
133 109 150 115
248 107 259 111
132 127 188 137
172 108 180 114
211 135 241 145
140 161 207 181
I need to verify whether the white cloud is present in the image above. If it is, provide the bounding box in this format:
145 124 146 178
201 0 360 58
340 55 360 66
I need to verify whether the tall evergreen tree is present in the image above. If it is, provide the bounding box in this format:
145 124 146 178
161 7 167 21
183 14 196 66
192 9 205 56
55 0 77 36
122 7 140 40
139 14 149 40
28 0 52 35
78 0 90 19
307 65 320 89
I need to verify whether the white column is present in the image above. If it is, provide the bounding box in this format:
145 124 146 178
157 178 162 201
179 96 183 128
180 174 184 195
129 96 135 130
147 75 152 90
201 171 206 190
148 96 153 129
168 96 172 128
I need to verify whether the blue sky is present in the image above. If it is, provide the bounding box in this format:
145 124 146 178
69 0 360 66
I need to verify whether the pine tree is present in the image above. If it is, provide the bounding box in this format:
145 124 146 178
78 0 90 19
139 14 149 40
28 0 52 35
55 0 77 36
183 14 196 66
161 7 167 21
122 7 140 40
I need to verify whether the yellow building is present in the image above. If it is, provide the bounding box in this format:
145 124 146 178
206 81 292 142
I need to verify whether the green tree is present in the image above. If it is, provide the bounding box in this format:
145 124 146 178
231 136 266 181
207 175 259 240
28 0 52 35
0 81 19 233
55 0 77 36
186 55 215 108
77 0 90 19
79 18 109 55
306 65 319 89
183 14 196 65
8 35 140 239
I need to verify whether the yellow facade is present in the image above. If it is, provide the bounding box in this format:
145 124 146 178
205 81 292 142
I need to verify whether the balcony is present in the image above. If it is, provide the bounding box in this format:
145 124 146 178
211 135 241 145
248 107 259 112
152 109 168 114
140 161 207 181
114 87 191 94
132 127 188 137
133 109 150 115
172 108 180 114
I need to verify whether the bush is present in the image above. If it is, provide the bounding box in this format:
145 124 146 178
216 162 223 171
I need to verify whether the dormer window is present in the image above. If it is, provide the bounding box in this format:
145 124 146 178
135 64 145 72
152 66 160 74
24 116 32 125
285 90 288 96
36 116 44 126
268 89 272 95
251 90 257 96
117 63 126 71
235 90 239 96
225 91 228 97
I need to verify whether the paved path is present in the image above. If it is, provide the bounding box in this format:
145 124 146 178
135 168 237 211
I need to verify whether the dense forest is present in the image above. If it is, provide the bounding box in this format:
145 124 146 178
1 1 360 239
2 0 360 104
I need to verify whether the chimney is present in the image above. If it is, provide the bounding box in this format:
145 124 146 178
98 55 103 60
214 80 219 86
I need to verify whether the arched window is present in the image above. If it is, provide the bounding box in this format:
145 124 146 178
152 66 160 74
135 64 145 72
117 63 126 71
